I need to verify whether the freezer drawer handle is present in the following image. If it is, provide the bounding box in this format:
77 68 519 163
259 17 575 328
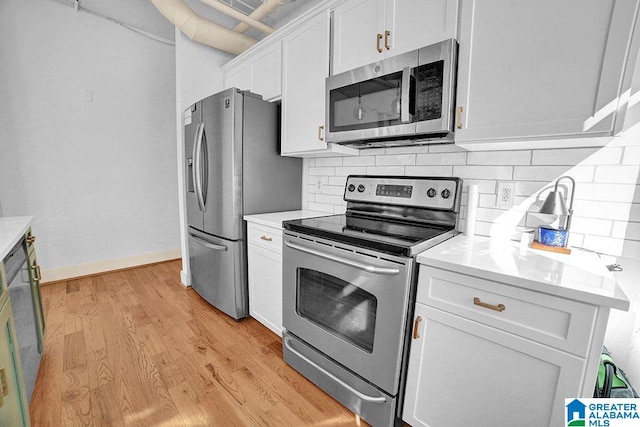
284 240 399 276
190 234 228 252
284 336 387 404
473 297 505 312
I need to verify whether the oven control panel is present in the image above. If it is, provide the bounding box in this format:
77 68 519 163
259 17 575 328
344 176 461 210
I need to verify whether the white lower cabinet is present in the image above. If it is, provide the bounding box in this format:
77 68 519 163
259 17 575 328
403 265 598 427
403 303 584 427
247 222 284 336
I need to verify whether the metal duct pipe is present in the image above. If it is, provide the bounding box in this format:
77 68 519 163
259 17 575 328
151 0 257 55
198 0 275 35
233 0 285 33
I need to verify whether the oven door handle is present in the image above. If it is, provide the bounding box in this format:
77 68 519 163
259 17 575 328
284 336 387 404
284 241 400 276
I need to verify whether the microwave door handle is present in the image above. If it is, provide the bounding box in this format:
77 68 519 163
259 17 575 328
400 66 413 123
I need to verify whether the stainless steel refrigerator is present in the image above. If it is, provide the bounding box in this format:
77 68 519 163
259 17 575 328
185 88 301 320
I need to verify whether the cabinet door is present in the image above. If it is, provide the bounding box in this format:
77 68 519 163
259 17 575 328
0 299 30 427
224 63 251 91
282 12 331 154
247 244 283 336
250 42 282 101
385 0 458 58
332 0 383 75
455 0 639 147
403 303 585 427
26 251 45 353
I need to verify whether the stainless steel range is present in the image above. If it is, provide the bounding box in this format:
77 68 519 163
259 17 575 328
282 175 462 427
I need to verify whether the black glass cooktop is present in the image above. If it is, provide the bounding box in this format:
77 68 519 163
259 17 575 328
283 214 455 257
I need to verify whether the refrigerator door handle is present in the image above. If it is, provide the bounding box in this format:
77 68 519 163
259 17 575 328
193 123 206 212
189 233 228 252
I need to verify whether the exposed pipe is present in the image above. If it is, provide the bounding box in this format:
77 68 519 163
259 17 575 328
233 0 285 33
151 0 257 55
198 0 275 35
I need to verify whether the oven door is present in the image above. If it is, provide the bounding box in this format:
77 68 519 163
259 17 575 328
282 231 413 395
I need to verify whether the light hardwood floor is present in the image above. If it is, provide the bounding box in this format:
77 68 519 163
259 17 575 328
30 260 368 426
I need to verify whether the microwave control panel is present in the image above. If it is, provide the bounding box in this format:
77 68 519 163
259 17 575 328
344 176 461 211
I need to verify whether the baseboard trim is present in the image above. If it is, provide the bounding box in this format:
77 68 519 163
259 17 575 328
41 249 182 284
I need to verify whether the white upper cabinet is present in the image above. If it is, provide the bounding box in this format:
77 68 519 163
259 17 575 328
454 0 640 150
281 11 358 157
223 41 282 101
332 0 458 75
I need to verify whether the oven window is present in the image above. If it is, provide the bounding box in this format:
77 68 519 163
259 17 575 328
296 268 377 353
329 71 405 132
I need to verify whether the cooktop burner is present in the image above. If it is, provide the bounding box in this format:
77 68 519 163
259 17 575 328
283 176 463 257
283 213 456 256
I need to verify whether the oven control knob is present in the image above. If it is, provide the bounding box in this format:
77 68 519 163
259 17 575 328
427 188 436 198
357 184 366 193
348 184 356 192
441 189 451 199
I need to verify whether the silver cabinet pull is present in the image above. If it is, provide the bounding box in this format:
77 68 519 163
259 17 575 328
284 240 399 275
284 336 386 404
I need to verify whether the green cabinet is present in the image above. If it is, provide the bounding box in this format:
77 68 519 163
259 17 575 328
26 243 45 352
0 274 30 427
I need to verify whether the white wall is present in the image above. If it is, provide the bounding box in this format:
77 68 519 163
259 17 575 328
0 0 180 280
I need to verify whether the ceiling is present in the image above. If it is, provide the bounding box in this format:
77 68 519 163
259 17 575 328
50 0 311 46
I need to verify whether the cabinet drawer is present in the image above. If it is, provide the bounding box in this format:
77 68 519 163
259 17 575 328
247 223 283 254
416 266 597 356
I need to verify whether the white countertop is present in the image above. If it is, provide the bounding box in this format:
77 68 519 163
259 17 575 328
0 216 33 260
417 234 629 311
244 210 329 229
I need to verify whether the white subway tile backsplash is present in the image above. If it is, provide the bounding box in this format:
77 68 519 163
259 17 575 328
574 183 638 202
307 202 334 213
460 179 497 194
386 145 431 154
405 165 453 177
366 166 405 175
328 176 348 187
308 166 335 176
612 221 640 240
315 194 345 205
416 152 467 165
479 194 498 208
427 144 467 153
314 157 343 167
570 217 613 236
594 165 640 184
335 166 367 176
343 156 376 166
376 154 416 166
453 165 513 180
623 146 640 164
572 200 638 221
515 181 548 196
531 148 600 165
467 150 531 165
301 140 640 259
513 165 594 182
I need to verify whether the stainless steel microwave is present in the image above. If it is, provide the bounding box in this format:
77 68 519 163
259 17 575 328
325 38 458 148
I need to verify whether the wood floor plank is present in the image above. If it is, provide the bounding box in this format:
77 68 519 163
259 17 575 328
31 260 369 426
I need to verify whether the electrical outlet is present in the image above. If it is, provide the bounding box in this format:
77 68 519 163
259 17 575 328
496 181 516 208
